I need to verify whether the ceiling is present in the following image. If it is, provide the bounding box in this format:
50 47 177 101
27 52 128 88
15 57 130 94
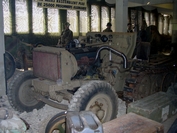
105 0 174 15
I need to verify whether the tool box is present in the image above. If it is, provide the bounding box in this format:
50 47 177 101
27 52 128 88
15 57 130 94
127 92 177 122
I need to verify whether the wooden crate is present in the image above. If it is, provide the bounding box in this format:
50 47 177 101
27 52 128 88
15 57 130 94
103 112 164 133
127 92 177 122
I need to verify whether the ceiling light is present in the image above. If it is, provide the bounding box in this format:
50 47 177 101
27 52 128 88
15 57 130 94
147 2 150 5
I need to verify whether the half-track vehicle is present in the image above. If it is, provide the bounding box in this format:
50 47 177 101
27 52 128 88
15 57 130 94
7 32 177 124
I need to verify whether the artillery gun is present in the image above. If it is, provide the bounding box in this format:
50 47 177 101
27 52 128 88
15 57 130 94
7 32 177 129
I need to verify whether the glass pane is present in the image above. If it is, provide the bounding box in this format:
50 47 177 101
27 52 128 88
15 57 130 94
169 16 172 36
32 0 44 34
131 9 136 29
111 8 115 32
163 16 169 35
67 10 78 36
158 14 163 34
101 6 109 32
91 5 100 32
48 8 60 34
3 0 11 34
150 13 155 25
138 11 142 31
15 0 29 33
144 12 150 26
79 10 88 34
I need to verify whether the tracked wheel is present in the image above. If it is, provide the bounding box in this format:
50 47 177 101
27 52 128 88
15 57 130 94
161 72 177 92
150 74 163 94
7 70 45 112
135 73 151 100
68 81 118 123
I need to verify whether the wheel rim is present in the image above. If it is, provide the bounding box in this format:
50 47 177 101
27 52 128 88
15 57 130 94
18 79 38 106
85 93 112 122
47 117 66 133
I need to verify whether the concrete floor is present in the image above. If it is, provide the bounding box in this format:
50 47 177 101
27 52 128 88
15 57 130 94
163 113 177 133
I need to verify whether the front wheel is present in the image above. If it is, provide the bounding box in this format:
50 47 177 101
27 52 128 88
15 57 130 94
45 111 66 133
68 80 118 123
7 70 45 112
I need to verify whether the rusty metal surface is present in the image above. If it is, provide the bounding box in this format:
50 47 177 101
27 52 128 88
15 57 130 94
33 51 61 81
103 113 164 133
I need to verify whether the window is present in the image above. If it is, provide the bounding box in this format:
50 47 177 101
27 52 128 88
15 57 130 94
79 10 88 35
169 16 172 36
158 14 163 34
91 5 100 32
101 6 109 31
144 12 150 26
15 0 29 33
111 8 115 32
32 0 44 34
67 10 78 36
3 0 11 34
138 11 142 31
48 8 60 34
150 13 155 25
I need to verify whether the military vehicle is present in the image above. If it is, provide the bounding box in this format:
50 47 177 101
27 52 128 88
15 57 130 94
7 31 177 127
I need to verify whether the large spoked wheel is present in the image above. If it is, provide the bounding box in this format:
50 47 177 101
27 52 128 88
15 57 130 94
45 112 66 133
7 70 45 112
68 81 118 123
4 51 16 80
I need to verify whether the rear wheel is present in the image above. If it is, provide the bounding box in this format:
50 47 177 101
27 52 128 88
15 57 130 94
68 80 118 123
7 70 45 112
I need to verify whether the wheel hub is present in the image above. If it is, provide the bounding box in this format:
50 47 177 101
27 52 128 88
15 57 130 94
88 101 106 120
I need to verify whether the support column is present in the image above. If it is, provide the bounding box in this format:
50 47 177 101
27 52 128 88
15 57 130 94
115 0 128 32
0 1 6 96
172 0 177 43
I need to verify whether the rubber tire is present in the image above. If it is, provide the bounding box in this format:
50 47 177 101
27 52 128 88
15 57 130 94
7 70 45 112
45 111 66 133
68 80 118 123
4 51 16 80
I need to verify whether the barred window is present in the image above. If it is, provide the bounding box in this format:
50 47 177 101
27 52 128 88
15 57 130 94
144 12 150 26
48 8 60 34
111 8 115 32
3 0 11 34
15 0 29 33
32 0 45 34
101 6 109 32
79 10 88 35
67 10 78 36
91 5 100 32
150 13 156 25
138 11 142 30
158 14 163 34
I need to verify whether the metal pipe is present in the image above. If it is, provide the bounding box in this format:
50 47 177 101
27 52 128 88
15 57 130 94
35 94 68 110
95 46 128 69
